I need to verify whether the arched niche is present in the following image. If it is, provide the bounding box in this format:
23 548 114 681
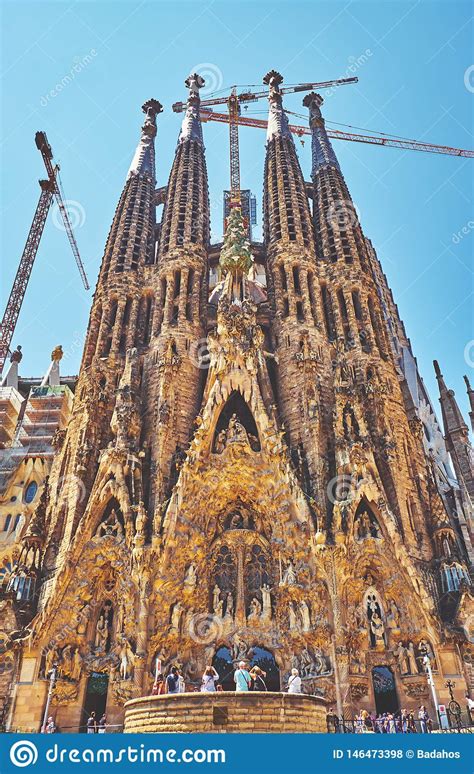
94 498 124 540
213 391 260 452
353 499 381 542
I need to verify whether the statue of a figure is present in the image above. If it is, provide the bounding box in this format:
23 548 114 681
225 592 234 619
214 598 224 618
184 564 197 589
418 639 436 670
170 602 183 632
94 614 109 652
135 502 147 537
355 510 371 540
248 597 262 620
387 599 401 630
407 641 419 674
288 601 298 631
71 648 82 682
214 429 227 454
394 641 409 675
298 600 311 632
370 611 385 648
44 647 59 678
232 636 249 662
97 509 123 539
212 584 221 612
61 645 73 678
351 604 366 630
118 638 135 680
300 647 313 678
227 414 248 444
261 584 271 619
281 560 297 586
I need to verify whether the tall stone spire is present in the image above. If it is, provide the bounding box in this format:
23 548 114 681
82 98 162 369
262 70 328 506
434 360 474 498
127 98 162 182
159 73 210 257
464 374 474 433
303 91 340 171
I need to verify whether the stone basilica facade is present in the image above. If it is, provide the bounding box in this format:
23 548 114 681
1 72 473 732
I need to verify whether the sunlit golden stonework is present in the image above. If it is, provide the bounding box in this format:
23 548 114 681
1 72 473 733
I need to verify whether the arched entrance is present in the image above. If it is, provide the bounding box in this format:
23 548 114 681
82 672 109 730
372 666 399 715
212 647 235 691
250 646 280 691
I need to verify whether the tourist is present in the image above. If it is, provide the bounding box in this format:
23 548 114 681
418 705 430 733
86 711 96 733
326 708 339 733
234 661 251 692
44 716 56 734
152 672 166 695
407 710 416 733
249 666 267 691
400 708 408 733
466 693 474 723
201 666 219 693
98 714 107 734
166 666 180 694
177 669 186 693
287 668 301 694
216 684 224 692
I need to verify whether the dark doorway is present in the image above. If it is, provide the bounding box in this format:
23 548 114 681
82 672 109 730
250 647 280 691
372 666 399 715
212 647 235 691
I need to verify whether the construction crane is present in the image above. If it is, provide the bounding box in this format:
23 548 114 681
200 108 474 158
174 76 473 212
173 77 359 209
0 132 89 374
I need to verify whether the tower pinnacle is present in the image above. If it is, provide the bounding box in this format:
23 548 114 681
264 70 292 142
178 73 205 145
303 92 340 172
464 374 474 433
127 98 163 182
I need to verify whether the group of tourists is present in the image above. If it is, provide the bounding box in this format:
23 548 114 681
326 706 433 733
86 711 107 733
151 663 303 694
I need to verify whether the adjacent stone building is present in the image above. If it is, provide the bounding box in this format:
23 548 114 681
1 71 473 733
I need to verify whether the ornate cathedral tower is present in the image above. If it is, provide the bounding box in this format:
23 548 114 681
3 70 473 733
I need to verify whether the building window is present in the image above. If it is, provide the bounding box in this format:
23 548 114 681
3 515 12 532
24 481 38 504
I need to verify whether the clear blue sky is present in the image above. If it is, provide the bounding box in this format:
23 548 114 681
1 0 473 424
